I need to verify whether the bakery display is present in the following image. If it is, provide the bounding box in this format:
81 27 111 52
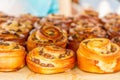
77 38 120 73
27 23 67 51
0 40 26 71
26 45 75 74
0 9 119 75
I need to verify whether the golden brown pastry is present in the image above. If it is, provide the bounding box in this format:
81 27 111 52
26 45 75 74
0 19 33 46
27 23 67 51
67 15 107 52
0 40 26 71
102 13 120 46
77 38 120 73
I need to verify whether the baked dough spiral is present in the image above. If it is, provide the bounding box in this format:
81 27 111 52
0 40 26 71
102 13 120 46
26 45 75 74
0 19 32 46
27 23 67 51
68 15 107 52
77 38 120 73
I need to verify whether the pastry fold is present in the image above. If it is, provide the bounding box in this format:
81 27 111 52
26 45 75 74
27 23 67 51
0 41 26 71
77 38 120 73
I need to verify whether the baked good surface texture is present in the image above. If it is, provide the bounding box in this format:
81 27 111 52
77 38 120 73
26 45 75 74
0 40 26 71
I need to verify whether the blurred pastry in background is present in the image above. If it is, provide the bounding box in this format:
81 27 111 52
0 18 33 46
102 13 120 46
67 11 107 52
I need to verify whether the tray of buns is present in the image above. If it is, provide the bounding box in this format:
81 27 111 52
0 9 119 80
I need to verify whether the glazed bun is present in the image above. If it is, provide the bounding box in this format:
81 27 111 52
26 45 75 74
102 13 120 46
0 40 26 71
68 14 106 52
0 18 33 46
77 38 120 73
27 23 67 51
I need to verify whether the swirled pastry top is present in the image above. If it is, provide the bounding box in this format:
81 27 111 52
68 15 107 41
29 45 74 60
79 38 120 59
77 38 120 72
0 18 33 38
0 40 25 57
30 23 67 44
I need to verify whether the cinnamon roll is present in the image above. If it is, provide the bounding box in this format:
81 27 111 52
102 13 120 46
26 45 75 74
27 23 67 51
68 15 107 52
0 19 33 46
0 40 26 71
77 38 120 73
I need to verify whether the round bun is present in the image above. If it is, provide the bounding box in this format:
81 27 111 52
68 15 106 52
77 38 120 73
26 45 75 74
102 13 120 46
0 19 33 46
27 23 67 51
0 40 26 71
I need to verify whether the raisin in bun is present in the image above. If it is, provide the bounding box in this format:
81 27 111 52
27 23 67 51
0 40 26 71
26 45 75 74
77 38 120 73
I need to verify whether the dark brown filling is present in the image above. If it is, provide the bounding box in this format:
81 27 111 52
31 58 54 67
13 45 19 49
17 29 22 32
0 42 9 46
32 35 38 41
39 49 54 59
101 45 117 54
1 31 10 34
110 45 117 53
83 40 90 45
59 50 71 59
